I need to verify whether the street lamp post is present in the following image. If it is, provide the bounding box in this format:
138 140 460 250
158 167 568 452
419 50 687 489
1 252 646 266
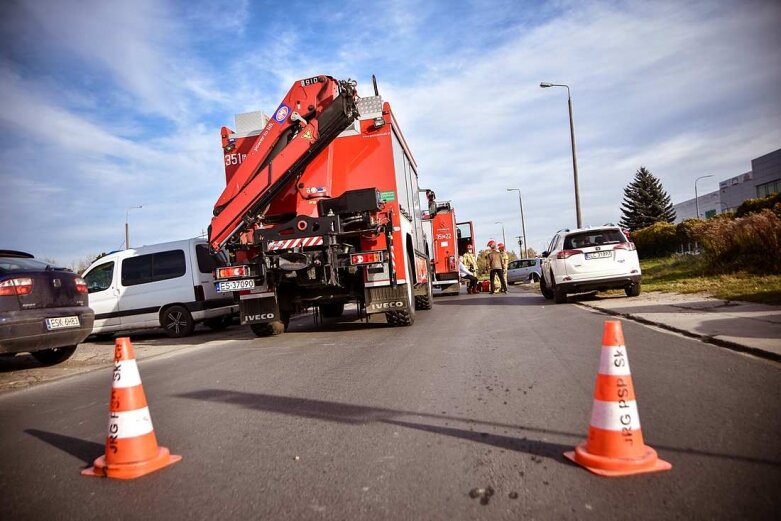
507 188 528 258
495 222 506 247
125 205 143 249
694 175 713 219
540 82 582 228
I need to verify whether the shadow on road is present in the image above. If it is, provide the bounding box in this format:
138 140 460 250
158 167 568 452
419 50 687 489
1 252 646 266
433 295 543 306
177 389 781 468
25 429 103 465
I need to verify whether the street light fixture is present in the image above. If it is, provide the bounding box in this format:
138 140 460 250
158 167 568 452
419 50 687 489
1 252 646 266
507 188 528 258
694 175 713 219
494 221 506 247
125 205 143 249
540 81 583 228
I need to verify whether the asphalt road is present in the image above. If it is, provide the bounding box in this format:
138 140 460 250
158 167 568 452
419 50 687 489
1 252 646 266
1 288 779 520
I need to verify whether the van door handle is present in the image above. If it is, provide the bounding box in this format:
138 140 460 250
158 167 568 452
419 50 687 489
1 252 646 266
113 288 120 296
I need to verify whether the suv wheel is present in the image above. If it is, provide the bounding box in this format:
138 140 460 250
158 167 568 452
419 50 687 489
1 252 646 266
554 285 568 304
625 281 641 297
540 272 554 299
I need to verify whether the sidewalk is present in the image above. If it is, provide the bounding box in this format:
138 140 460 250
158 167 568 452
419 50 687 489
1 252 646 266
574 291 781 362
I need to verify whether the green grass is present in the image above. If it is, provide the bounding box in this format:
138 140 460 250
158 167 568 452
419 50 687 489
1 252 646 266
639 256 781 305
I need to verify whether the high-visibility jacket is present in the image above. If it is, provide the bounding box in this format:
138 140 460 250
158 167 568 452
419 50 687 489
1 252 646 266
462 252 478 273
500 251 509 272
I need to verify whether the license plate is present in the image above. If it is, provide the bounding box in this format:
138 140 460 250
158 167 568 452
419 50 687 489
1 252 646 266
585 251 612 259
216 279 255 292
45 316 80 330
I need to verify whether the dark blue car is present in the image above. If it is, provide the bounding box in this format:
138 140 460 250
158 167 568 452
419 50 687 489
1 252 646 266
0 250 94 365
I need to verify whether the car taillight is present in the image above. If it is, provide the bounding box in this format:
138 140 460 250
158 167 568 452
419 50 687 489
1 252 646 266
350 251 384 265
557 249 583 259
74 277 88 294
216 265 249 279
613 242 636 251
0 277 33 296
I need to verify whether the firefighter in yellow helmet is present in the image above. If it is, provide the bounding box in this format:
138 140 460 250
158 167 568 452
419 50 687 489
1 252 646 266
461 244 478 293
486 240 507 294
498 243 509 293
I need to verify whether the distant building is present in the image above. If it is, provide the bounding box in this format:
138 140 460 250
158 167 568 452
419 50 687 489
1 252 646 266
673 148 781 222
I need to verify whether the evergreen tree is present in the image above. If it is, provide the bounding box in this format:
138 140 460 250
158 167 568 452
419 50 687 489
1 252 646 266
619 167 676 231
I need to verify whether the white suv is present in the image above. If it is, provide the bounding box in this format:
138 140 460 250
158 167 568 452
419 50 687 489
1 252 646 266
539 226 641 303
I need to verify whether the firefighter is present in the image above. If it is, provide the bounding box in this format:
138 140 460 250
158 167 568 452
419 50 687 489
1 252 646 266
461 244 478 293
486 240 507 294
498 243 509 292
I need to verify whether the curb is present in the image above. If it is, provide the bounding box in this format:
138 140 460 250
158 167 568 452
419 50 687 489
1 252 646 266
578 303 781 364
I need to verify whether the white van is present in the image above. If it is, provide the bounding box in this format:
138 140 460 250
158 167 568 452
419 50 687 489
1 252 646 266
81 238 238 337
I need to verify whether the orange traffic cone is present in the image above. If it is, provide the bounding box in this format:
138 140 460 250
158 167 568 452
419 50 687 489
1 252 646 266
564 320 671 477
82 337 181 479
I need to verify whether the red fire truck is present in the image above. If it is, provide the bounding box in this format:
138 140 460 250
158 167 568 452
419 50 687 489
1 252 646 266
423 195 475 295
208 75 434 336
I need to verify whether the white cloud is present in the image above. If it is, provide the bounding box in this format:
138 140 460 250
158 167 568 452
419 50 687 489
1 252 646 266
1 0 779 264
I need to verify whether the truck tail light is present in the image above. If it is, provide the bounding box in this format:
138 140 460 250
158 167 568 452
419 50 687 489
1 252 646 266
0 277 33 296
613 243 636 251
74 277 88 294
448 256 456 272
557 249 583 259
216 266 249 279
350 251 384 265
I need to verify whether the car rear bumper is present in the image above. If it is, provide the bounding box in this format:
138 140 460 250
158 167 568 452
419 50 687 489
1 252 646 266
0 307 95 355
556 274 641 294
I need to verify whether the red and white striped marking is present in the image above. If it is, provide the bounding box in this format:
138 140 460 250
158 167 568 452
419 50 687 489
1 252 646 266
267 236 323 251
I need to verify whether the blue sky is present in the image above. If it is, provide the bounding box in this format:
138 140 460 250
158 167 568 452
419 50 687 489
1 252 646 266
1 0 779 265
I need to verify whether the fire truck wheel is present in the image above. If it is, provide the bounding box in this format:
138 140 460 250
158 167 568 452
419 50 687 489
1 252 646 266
250 321 285 337
386 255 416 326
414 264 434 310
320 302 345 318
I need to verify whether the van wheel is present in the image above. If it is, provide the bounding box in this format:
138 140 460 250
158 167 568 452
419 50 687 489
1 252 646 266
31 345 77 365
251 321 285 337
162 305 195 337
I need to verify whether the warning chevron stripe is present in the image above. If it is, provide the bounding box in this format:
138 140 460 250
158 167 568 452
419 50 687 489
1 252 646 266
267 236 324 251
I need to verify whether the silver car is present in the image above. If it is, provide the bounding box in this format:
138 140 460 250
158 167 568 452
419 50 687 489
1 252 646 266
507 258 542 284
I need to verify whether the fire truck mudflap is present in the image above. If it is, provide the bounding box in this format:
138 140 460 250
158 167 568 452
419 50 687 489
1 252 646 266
239 292 279 324
365 285 410 314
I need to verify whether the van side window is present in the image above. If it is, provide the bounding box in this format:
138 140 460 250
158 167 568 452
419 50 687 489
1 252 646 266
122 250 186 286
196 244 225 274
84 262 114 293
